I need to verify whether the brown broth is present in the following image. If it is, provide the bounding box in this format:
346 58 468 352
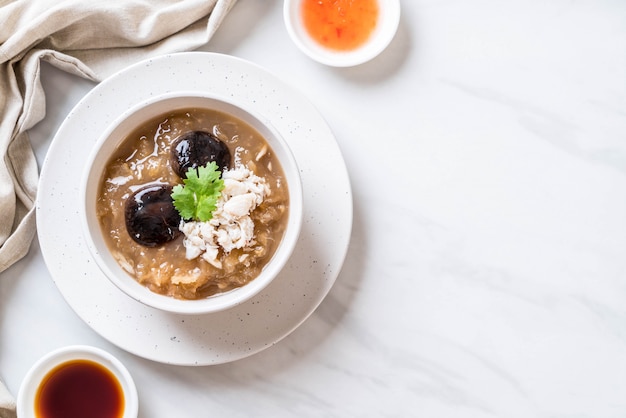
97 107 289 300
35 360 124 418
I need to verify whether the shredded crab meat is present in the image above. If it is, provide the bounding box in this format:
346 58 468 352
179 163 270 269
255 144 268 161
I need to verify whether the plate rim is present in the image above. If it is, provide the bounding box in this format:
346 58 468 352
36 51 353 365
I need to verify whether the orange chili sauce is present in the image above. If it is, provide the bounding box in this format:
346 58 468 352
301 0 379 51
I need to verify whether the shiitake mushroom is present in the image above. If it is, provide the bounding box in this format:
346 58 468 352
171 130 231 178
125 184 181 247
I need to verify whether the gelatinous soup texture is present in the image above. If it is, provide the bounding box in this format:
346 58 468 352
97 107 289 300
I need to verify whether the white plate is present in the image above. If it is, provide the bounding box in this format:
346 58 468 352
36 52 352 366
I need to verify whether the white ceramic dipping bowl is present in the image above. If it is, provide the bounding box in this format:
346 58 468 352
283 0 401 67
80 91 303 315
16 345 138 418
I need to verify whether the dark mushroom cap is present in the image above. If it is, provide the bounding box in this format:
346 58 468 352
125 184 181 247
171 130 231 178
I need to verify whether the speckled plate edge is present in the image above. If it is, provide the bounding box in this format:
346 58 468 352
36 52 353 366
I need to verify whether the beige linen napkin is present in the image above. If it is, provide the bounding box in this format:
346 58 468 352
0 379 14 418
0 0 237 415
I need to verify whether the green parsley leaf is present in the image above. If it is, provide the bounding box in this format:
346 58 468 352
171 162 225 222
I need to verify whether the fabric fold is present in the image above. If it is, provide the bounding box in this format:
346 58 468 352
0 376 15 418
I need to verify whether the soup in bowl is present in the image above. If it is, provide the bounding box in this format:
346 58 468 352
81 92 303 315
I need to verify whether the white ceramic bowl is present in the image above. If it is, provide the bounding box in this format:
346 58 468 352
16 345 138 418
283 0 401 67
80 91 303 315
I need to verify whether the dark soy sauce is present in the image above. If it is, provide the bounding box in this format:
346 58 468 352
35 360 124 418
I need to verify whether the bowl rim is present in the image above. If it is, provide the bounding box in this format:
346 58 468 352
16 345 138 418
283 0 401 67
79 90 303 315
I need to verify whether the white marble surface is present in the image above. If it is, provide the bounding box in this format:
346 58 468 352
2 0 626 416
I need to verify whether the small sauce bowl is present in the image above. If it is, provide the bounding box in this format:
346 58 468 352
16 345 138 418
283 0 401 67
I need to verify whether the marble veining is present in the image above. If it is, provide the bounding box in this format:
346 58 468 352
2 0 626 416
